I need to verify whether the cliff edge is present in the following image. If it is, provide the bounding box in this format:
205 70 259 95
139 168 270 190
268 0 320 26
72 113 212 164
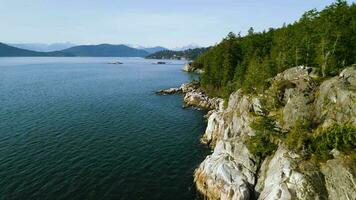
194 66 356 200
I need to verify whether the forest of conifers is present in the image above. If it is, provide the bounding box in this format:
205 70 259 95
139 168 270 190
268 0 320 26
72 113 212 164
193 0 356 97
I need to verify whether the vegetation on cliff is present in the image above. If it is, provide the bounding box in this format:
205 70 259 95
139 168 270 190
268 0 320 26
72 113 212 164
248 117 356 162
193 0 356 97
188 1 355 199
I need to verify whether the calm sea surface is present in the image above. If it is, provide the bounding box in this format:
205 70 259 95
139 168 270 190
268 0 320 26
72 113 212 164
0 57 208 200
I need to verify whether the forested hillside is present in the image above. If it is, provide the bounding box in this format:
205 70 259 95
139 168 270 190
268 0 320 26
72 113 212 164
0 43 73 57
60 44 149 57
194 0 356 97
146 47 209 60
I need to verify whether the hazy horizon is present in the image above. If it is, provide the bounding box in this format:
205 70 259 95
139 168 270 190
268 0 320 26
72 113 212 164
6 42 202 50
1 0 354 48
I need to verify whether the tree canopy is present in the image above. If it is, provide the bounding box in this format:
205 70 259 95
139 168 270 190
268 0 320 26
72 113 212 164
194 0 356 97
146 47 209 60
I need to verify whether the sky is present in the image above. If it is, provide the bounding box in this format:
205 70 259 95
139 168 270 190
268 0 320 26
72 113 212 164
0 0 354 48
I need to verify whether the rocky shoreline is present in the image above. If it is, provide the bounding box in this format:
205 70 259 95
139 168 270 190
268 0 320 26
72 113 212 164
157 66 356 200
156 81 223 110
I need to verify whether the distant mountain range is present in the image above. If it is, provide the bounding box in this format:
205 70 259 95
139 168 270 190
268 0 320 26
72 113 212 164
172 44 202 51
60 44 150 57
142 46 167 54
8 43 76 52
0 43 74 57
0 43 204 57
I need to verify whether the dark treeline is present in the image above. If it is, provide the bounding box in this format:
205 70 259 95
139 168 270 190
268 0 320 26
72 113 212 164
146 47 209 60
194 0 356 97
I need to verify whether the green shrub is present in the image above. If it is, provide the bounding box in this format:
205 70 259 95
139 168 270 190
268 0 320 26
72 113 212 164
285 123 356 161
285 120 313 152
311 124 356 159
247 116 355 162
247 116 280 159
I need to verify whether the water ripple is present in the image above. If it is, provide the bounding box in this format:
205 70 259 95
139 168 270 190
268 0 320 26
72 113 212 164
0 57 207 200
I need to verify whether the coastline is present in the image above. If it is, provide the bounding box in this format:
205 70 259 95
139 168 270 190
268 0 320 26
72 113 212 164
158 65 356 200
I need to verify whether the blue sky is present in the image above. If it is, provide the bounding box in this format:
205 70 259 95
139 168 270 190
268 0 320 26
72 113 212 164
0 0 354 48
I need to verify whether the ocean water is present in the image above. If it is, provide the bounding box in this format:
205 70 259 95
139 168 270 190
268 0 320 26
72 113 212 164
0 57 208 200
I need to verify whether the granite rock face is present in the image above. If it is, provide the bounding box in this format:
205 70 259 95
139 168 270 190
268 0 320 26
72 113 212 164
183 62 204 74
195 91 263 200
193 66 356 200
157 66 355 200
256 146 327 200
265 66 317 130
321 154 356 200
315 66 356 128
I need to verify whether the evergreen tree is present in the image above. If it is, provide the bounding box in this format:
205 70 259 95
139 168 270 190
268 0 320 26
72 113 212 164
195 0 356 96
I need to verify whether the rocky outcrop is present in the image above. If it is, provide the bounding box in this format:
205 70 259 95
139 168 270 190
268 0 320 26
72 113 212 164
264 66 317 130
201 91 262 146
155 87 182 95
183 90 222 110
157 66 355 199
156 81 223 110
194 91 263 200
315 66 356 128
183 62 204 74
321 152 356 200
193 66 356 200
195 140 257 200
256 146 327 200
156 88 182 95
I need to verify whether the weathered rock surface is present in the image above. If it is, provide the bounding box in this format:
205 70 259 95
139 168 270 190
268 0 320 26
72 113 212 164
201 90 261 146
195 140 257 200
192 66 356 200
195 90 263 200
315 66 356 128
321 154 356 200
183 91 222 110
265 66 317 130
155 87 182 95
156 81 223 110
183 62 204 74
256 146 327 200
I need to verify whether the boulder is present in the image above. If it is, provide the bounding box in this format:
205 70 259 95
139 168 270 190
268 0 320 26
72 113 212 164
321 154 356 200
256 146 326 200
265 66 317 130
315 66 356 128
195 140 257 200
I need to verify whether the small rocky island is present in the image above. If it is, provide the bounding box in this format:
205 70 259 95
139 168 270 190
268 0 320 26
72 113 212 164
108 61 123 65
157 66 356 200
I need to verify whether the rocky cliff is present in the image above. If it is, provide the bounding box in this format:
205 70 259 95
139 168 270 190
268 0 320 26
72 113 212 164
182 62 204 74
157 66 356 200
194 66 356 200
